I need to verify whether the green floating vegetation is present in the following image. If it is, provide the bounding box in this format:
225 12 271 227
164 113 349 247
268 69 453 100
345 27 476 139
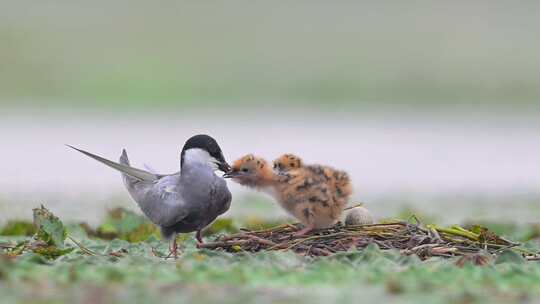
463 220 540 243
85 208 288 243
33 205 68 248
0 220 36 236
0 205 76 260
0 205 540 303
204 216 287 237
90 207 160 242
204 218 239 236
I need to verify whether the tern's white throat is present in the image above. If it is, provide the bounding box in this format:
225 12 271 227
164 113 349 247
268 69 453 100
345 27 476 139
183 148 219 170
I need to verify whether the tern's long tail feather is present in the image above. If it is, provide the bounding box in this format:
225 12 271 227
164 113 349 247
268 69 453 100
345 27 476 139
67 145 158 182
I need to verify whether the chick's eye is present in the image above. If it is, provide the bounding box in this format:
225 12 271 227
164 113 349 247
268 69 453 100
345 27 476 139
242 168 249 173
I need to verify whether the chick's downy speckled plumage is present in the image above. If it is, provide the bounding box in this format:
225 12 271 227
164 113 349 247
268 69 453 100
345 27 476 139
227 153 352 234
273 153 352 208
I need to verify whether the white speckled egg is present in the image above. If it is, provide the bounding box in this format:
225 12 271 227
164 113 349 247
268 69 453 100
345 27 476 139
345 206 374 226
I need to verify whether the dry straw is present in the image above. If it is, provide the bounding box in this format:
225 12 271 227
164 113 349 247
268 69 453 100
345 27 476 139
201 218 539 260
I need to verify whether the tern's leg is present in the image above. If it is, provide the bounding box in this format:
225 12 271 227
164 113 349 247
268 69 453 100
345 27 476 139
195 230 204 248
166 236 179 259
172 238 178 258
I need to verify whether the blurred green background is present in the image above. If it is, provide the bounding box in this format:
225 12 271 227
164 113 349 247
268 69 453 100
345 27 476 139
2 0 540 111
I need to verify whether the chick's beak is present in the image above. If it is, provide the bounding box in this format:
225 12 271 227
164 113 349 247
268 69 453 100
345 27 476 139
223 169 240 179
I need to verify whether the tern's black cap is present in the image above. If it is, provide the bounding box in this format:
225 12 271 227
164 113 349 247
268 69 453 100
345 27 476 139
180 134 227 168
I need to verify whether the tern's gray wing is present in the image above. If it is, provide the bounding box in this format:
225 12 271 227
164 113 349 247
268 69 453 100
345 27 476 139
67 145 158 182
131 174 190 228
67 145 186 227
118 151 189 227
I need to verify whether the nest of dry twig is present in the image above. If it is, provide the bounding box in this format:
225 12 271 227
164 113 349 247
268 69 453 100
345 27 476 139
201 220 539 260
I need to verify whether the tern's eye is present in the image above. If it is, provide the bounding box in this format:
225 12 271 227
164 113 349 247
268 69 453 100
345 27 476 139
242 168 249 173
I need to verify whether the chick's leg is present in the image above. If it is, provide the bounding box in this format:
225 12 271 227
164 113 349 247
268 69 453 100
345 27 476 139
294 204 316 237
294 224 316 236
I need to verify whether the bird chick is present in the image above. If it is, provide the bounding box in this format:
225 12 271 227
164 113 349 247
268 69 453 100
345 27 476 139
228 154 275 188
226 154 352 236
273 153 303 172
273 154 353 208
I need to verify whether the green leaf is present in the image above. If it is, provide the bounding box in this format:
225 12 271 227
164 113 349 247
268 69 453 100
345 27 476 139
32 205 68 248
495 250 526 264
41 219 67 248
0 220 36 236
34 246 74 259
